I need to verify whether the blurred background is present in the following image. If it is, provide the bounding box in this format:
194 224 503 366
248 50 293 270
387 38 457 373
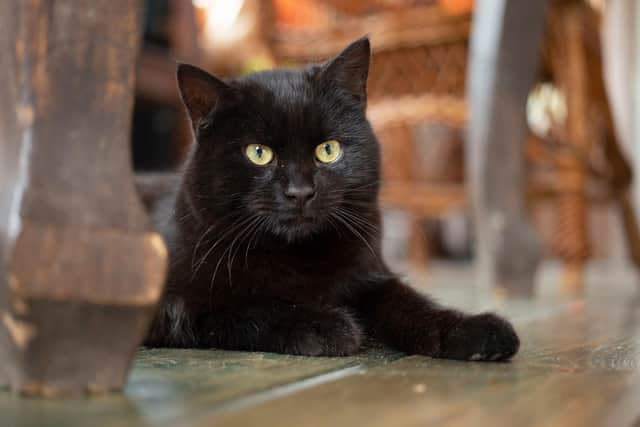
131 0 638 292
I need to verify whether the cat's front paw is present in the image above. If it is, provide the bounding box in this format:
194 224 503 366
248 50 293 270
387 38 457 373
441 313 520 362
285 309 363 357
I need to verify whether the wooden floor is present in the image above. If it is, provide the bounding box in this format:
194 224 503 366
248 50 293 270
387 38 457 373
3 263 640 427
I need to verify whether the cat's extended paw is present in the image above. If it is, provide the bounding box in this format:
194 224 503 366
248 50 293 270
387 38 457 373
285 309 363 357
441 313 520 362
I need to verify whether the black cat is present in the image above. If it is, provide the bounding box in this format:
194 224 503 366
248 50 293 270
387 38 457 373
144 37 520 361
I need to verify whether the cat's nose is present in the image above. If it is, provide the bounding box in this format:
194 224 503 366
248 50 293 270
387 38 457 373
284 184 316 205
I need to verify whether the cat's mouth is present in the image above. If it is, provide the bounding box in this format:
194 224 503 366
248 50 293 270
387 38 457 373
280 212 316 228
273 208 326 241
278 202 318 220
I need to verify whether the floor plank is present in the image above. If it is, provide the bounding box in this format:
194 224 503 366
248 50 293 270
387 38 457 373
211 295 640 427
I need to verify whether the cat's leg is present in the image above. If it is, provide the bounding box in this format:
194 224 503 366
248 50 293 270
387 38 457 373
355 278 520 361
195 303 363 356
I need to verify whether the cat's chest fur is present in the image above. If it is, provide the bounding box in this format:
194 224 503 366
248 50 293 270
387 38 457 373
165 219 376 310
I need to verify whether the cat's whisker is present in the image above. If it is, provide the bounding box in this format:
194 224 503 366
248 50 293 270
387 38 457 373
331 211 378 259
208 229 246 300
222 216 261 286
333 209 384 271
191 215 256 280
338 202 377 211
336 207 380 235
191 216 242 269
227 215 263 279
325 214 345 238
341 209 380 240
208 214 256 298
244 216 268 269
190 223 217 271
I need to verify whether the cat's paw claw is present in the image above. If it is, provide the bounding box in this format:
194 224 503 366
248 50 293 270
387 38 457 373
442 313 520 362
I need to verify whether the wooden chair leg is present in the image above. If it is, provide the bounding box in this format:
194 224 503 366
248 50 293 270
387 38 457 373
549 1 593 294
0 0 167 396
466 0 548 295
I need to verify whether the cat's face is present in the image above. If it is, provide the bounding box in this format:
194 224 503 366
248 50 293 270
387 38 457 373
178 38 379 242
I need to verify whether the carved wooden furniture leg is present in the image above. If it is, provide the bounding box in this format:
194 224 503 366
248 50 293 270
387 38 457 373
0 0 167 396
545 0 592 294
466 0 548 295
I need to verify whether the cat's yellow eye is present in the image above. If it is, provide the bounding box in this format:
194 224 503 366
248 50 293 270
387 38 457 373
315 140 342 164
245 144 274 166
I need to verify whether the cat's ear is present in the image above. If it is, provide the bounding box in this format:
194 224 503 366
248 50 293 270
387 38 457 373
319 36 371 108
176 63 241 131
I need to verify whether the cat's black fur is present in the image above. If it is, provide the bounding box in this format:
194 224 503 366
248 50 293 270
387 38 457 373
144 37 520 361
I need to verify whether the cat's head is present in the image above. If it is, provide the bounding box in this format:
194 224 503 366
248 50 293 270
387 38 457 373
177 37 380 242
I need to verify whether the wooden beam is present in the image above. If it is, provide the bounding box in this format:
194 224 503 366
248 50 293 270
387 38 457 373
0 0 167 396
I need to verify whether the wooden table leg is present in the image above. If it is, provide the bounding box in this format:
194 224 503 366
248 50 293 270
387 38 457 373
0 0 167 396
466 0 548 295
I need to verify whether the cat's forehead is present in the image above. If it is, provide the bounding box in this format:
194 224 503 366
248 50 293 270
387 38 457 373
232 68 329 148
238 69 316 111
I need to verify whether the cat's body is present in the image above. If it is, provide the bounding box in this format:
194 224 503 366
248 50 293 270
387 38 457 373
144 38 520 361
